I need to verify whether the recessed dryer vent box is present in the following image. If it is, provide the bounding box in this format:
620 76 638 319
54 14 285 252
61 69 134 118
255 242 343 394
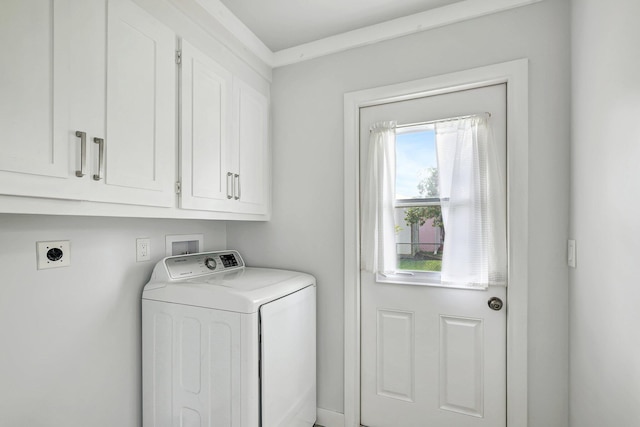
165 234 203 256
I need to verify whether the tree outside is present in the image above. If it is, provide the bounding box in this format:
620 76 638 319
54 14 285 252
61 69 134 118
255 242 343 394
400 167 443 271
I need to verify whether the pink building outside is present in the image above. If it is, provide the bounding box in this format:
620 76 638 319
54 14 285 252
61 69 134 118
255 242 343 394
395 209 443 257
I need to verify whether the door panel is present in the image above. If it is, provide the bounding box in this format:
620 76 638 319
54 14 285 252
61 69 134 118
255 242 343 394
104 0 175 206
376 309 415 401
233 78 269 215
108 19 157 182
439 315 484 417
360 84 506 427
0 0 69 179
361 274 506 427
191 60 226 199
180 39 233 211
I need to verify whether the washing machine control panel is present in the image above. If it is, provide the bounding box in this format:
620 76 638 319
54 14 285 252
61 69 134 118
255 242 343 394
164 250 245 279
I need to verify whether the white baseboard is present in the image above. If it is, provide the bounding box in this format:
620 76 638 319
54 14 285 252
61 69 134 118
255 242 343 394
316 408 345 427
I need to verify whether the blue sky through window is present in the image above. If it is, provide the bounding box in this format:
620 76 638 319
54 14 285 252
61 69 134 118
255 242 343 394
395 129 437 199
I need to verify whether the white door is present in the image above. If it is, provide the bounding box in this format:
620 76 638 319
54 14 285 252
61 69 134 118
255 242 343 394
360 84 507 427
180 39 234 211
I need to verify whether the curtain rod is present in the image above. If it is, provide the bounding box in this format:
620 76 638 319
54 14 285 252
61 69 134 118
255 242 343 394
395 112 491 130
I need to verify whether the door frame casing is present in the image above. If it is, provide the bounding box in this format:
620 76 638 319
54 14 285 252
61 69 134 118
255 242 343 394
343 59 529 427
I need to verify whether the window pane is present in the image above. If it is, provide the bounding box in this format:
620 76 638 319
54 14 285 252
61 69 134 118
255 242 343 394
395 127 442 273
395 206 443 272
395 128 438 199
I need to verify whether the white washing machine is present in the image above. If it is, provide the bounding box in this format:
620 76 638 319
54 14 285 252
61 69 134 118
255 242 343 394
142 250 316 427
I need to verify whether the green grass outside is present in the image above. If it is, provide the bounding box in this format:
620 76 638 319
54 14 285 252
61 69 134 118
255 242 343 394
398 259 442 272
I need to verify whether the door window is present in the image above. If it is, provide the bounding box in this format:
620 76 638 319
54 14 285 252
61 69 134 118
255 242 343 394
395 126 443 274
365 115 507 288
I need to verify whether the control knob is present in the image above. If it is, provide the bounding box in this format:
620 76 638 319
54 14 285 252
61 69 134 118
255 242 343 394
204 257 217 270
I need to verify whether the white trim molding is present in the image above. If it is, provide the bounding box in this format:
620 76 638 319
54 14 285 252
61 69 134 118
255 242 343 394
191 0 275 66
343 59 529 427
185 0 542 69
273 0 542 67
316 407 345 427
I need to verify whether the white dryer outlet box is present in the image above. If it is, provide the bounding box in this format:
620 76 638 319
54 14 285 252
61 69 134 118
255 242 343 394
37 240 71 270
165 234 203 256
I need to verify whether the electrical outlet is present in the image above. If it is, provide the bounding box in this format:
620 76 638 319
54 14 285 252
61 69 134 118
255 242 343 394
568 239 576 268
37 240 71 270
137 238 151 262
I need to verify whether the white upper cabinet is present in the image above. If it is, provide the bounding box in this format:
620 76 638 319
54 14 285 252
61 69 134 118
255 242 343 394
0 0 73 196
180 41 270 216
0 0 270 219
180 40 233 211
0 0 176 207
231 78 270 216
101 0 176 207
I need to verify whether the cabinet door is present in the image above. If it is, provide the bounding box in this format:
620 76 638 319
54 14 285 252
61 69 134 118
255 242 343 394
101 0 176 207
68 0 107 187
232 79 270 215
180 40 234 211
0 0 77 198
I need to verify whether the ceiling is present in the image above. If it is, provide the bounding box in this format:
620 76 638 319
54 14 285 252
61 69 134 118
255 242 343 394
217 0 464 51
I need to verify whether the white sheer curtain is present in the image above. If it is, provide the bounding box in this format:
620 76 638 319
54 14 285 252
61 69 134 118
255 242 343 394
361 121 397 273
435 115 507 287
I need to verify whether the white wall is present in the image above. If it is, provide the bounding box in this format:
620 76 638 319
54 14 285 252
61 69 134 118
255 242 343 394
0 214 226 426
227 0 571 424
570 1 640 426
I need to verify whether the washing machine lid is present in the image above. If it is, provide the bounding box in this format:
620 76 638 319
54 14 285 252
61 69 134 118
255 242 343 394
142 251 316 313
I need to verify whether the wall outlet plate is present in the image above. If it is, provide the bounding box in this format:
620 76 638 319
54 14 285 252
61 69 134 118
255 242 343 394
568 239 576 268
137 238 151 262
37 240 71 270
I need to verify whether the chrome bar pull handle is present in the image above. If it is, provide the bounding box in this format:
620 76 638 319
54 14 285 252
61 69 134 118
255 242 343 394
234 174 240 200
226 172 233 199
93 137 104 181
75 131 87 177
